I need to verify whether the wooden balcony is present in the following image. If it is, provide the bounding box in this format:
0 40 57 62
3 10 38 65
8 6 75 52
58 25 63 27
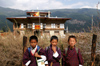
13 27 64 31
44 28 64 30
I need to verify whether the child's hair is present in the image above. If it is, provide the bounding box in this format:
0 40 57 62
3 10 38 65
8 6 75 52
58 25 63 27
50 35 58 42
68 35 77 42
29 35 38 42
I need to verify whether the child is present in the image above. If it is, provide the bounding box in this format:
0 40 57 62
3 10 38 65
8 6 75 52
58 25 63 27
62 35 84 66
45 35 61 66
23 35 46 66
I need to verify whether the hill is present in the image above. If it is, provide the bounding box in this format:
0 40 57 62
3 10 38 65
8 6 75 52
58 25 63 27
0 6 100 32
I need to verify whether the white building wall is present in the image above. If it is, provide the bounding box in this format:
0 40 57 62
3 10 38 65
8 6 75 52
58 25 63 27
50 31 54 36
59 30 64 36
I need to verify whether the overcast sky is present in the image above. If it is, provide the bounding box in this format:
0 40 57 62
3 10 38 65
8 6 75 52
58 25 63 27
0 0 99 10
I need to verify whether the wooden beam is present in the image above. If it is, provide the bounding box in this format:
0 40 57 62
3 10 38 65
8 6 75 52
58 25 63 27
45 28 64 30
91 34 97 66
22 36 27 66
23 36 27 53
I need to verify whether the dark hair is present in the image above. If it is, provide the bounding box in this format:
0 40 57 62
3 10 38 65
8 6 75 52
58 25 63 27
29 35 38 42
68 35 77 42
50 35 58 42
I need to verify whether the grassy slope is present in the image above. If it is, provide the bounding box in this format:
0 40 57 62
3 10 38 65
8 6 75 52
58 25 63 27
0 32 100 66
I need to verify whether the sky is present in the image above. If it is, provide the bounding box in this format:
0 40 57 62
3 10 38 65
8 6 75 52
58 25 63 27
0 0 100 10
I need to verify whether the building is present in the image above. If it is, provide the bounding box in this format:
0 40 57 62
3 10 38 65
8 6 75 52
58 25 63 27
7 11 71 36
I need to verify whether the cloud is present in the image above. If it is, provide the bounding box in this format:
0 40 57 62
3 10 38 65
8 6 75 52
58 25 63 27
0 0 99 10
0 0 16 7
59 2 84 9
81 6 95 9
80 4 100 9
0 0 66 10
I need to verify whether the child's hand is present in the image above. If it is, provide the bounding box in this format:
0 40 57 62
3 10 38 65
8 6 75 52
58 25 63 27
52 46 56 53
45 64 48 66
34 52 41 58
34 52 39 57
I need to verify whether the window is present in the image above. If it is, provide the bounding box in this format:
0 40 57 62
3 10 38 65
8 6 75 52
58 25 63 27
40 23 43 29
51 23 55 28
43 24 46 28
54 31 59 33
60 24 64 28
21 23 24 28
24 25 26 28
27 23 32 28
32 23 35 29
44 31 49 33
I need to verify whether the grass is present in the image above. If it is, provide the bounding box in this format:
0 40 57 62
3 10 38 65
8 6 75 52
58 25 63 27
0 31 100 66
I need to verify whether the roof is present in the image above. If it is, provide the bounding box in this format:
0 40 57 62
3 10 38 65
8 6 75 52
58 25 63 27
7 16 71 20
27 12 51 15
7 17 27 19
7 16 71 23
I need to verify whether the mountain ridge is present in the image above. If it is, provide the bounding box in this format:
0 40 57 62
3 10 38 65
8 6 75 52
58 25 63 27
0 6 100 32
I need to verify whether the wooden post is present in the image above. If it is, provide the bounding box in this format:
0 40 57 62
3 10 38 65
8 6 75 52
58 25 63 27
22 36 27 66
91 34 97 66
41 30 43 36
33 30 34 35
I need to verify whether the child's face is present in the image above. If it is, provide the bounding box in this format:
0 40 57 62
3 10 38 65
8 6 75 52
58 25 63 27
68 38 76 47
51 39 58 46
30 39 37 48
